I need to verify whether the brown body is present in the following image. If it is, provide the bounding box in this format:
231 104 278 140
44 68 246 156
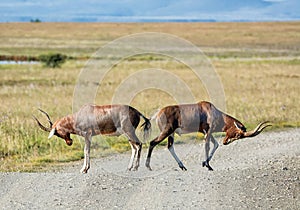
34 104 151 173
146 101 270 171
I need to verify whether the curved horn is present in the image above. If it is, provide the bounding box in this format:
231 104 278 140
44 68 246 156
33 115 51 132
38 108 53 128
244 121 271 138
32 109 53 132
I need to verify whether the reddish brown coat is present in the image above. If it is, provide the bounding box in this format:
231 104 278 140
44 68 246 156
146 101 270 171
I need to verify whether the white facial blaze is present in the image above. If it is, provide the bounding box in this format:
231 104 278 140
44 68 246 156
234 121 240 129
48 128 55 139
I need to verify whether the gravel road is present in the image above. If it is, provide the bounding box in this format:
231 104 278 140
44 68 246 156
0 129 299 209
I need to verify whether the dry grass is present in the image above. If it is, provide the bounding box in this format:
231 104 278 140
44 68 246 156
215 59 300 125
1 22 300 56
0 22 299 171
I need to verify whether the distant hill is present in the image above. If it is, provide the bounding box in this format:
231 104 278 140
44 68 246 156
0 0 299 22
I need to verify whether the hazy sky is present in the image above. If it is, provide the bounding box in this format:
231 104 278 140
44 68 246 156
0 0 299 22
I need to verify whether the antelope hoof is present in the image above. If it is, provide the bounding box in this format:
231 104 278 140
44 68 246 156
202 161 214 171
80 168 89 174
146 165 153 171
179 165 187 171
145 160 152 171
179 162 187 171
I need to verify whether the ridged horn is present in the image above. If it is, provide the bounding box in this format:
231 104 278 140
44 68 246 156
33 109 53 132
244 121 272 137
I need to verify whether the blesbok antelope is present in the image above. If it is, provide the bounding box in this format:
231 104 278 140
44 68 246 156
33 104 151 173
146 101 271 171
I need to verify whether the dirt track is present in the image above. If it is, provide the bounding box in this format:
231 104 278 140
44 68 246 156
0 129 299 209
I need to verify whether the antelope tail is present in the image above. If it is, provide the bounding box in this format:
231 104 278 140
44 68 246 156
139 114 152 141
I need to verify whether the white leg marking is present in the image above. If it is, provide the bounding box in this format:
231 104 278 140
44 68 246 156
168 145 182 165
134 143 141 170
208 136 219 161
127 142 137 170
80 135 91 173
125 130 142 171
204 138 210 161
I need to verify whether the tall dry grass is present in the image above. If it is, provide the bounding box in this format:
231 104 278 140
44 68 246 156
1 22 299 57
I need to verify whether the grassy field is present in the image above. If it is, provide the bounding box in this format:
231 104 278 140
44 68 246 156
0 22 299 172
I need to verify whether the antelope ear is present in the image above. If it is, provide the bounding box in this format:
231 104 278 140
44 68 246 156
48 128 56 139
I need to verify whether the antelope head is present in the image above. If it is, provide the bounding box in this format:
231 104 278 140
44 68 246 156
223 121 271 145
33 109 73 146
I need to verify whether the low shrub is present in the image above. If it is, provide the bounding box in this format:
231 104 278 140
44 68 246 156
39 53 67 68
